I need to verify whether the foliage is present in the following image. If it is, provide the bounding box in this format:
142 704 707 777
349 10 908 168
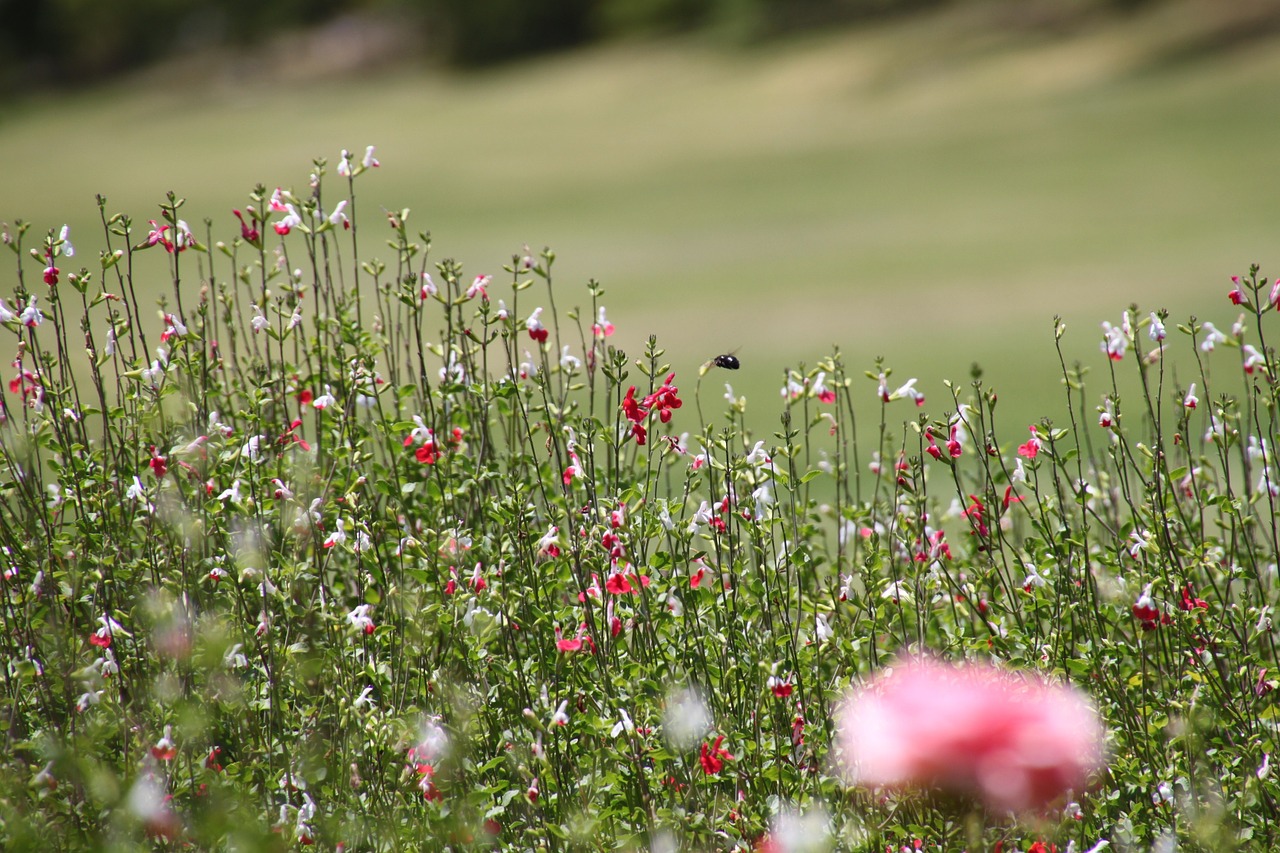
1 152 1279 850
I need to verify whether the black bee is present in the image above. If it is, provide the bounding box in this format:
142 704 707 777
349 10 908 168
713 353 740 370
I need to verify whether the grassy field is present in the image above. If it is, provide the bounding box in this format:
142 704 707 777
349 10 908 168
3 0 1280 437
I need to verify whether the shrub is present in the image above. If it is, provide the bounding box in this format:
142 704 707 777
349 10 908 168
1 150 1278 850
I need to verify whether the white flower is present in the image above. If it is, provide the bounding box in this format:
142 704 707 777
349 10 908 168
610 709 635 738
347 604 374 633
312 385 337 410
1127 528 1153 558
465 275 490 300
0 298 15 323
324 518 348 549
126 476 146 502
891 377 924 405
744 440 771 466
560 345 581 373
1022 563 1049 589
327 199 349 227
224 643 248 669
20 297 42 327
1148 312 1165 341
251 304 269 333
1199 321 1227 352
362 145 379 168
751 482 774 520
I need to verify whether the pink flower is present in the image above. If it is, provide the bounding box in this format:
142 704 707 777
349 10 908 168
836 658 1104 813
1017 426 1041 459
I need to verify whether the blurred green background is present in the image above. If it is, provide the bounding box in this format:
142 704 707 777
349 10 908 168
3 0 1280 441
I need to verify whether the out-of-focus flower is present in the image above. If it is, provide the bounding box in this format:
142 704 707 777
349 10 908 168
835 657 1104 813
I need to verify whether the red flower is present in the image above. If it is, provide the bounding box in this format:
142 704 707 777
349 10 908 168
622 386 647 423
1018 426 1041 459
925 428 942 460
1229 276 1246 305
233 209 260 245
149 448 167 478
526 307 548 343
43 266 59 286
605 571 649 595
643 373 683 424
690 563 707 588
1179 583 1208 612
699 735 733 775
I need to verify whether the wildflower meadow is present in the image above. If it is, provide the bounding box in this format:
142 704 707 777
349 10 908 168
2 149 1279 852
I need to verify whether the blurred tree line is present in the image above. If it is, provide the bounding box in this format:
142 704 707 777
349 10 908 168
0 0 1158 90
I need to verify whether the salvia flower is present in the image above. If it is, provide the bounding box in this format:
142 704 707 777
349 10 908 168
90 614 129 648
1199 321 1227 352
465 275 491 301
526 307 548 343
1148 312 1166 342
273 204 303 236
891 378 925 406
836 657 1105 813
328 199 350 229
811 371 836 403
593 306 615 338
347 604 375 635
699 735 733 775
20 297 43 328
1100 320 1128 361
151 725 177 761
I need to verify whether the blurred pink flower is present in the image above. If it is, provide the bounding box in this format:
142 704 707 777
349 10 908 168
836 658 1104 813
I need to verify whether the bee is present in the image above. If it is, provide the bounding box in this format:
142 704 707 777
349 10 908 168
713 353 740 370
699 349 740 377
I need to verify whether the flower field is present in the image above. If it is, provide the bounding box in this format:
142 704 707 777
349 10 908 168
1 150 1278 851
